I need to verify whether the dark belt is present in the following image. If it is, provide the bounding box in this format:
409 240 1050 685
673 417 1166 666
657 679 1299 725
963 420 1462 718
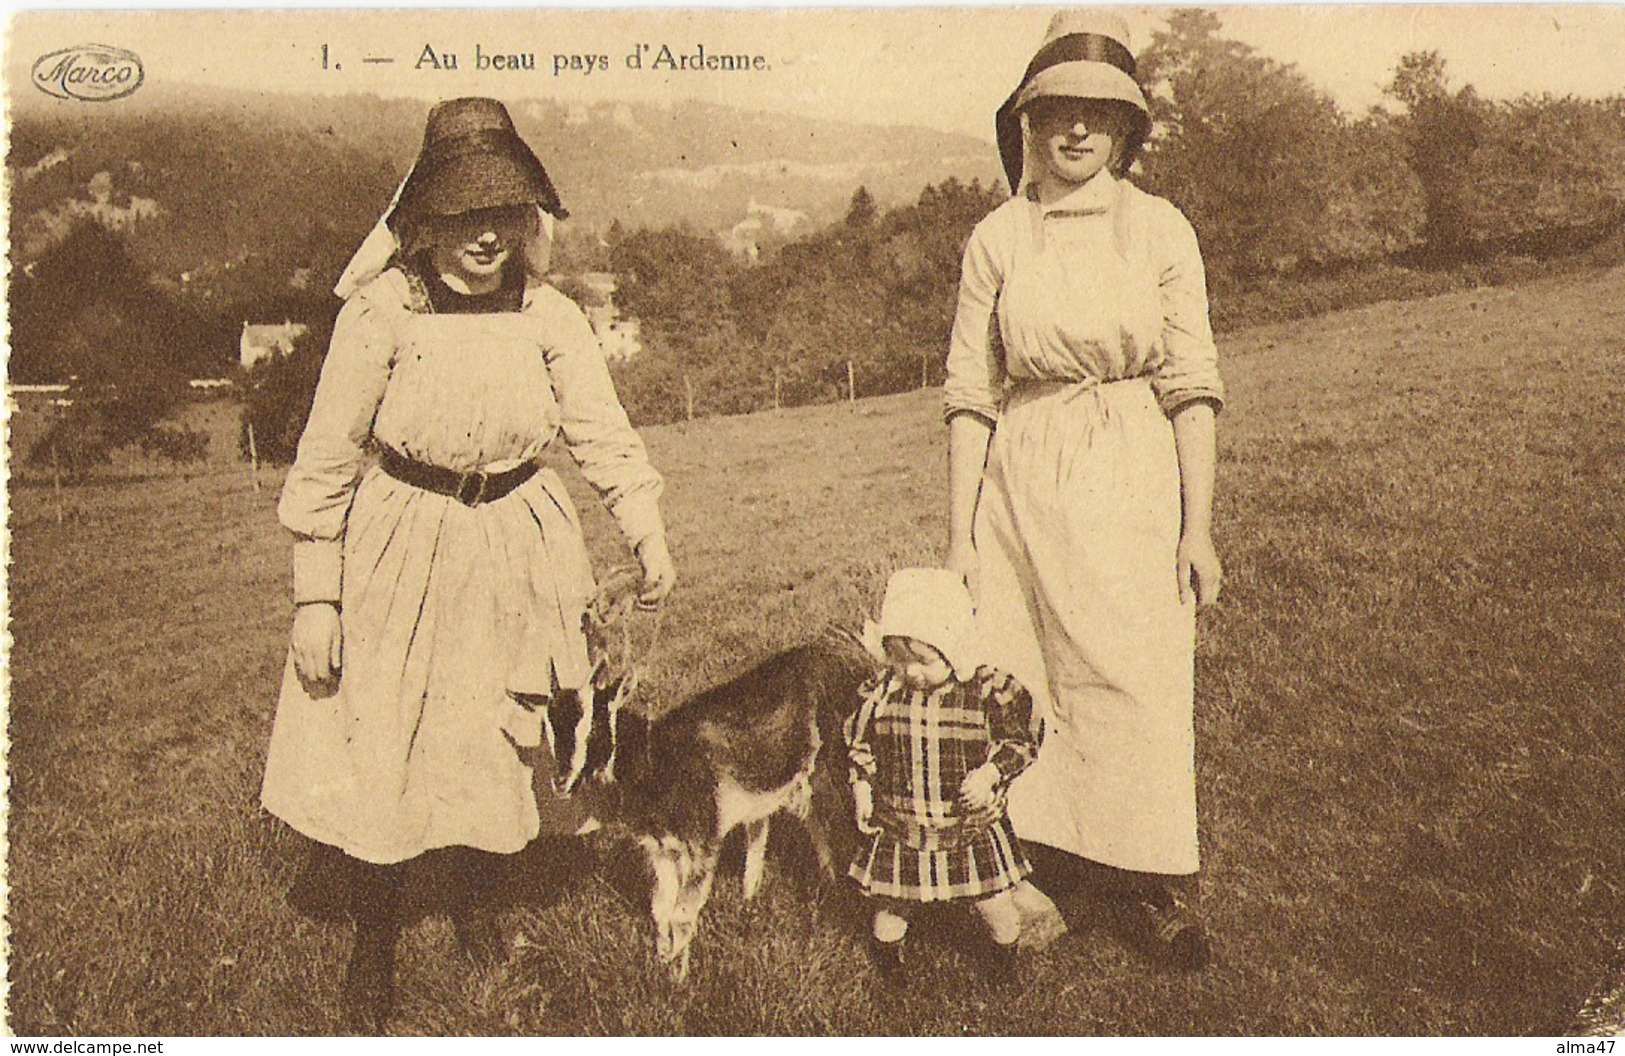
378 446 538 506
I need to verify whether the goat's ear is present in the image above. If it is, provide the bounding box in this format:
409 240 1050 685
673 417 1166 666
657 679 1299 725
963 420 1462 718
582 611 611 671
540 700 557 758
545 690 591 796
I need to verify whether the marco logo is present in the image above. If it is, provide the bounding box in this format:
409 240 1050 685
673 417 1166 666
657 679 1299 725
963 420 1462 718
32 45 144 102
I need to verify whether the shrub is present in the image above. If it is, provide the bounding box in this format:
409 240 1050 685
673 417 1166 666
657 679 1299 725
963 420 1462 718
26 394 210 480
27 404 114 480
238 329 329 466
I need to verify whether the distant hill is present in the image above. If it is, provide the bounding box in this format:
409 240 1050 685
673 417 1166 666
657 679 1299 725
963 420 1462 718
6 85 1000 309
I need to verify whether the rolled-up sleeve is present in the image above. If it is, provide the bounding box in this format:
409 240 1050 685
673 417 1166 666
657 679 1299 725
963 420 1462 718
1150 203 1224 416
539 292 666 552
276 282 399 604
943 218 1007 425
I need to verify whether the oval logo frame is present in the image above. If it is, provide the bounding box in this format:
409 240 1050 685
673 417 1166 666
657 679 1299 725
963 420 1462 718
32 45 145 102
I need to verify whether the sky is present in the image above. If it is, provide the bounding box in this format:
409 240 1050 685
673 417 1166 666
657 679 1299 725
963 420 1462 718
6 4 1625 142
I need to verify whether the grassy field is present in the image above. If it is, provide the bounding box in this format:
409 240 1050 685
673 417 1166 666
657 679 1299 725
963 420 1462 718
6 264 1625 1035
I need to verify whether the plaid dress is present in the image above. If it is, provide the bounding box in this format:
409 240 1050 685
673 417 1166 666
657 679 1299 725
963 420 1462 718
846 666 1042 902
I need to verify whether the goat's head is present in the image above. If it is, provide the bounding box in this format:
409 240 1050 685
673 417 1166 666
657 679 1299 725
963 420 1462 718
543 656 643 796
542 569 650 796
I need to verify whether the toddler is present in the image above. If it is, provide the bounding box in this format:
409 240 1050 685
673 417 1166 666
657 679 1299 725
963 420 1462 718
846 568 1044 981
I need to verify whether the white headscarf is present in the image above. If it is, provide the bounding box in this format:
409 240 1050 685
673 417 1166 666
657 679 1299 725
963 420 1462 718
332 172 557 301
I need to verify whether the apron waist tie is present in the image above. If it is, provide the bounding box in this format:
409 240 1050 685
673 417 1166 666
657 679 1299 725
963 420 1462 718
1004 374 1152 410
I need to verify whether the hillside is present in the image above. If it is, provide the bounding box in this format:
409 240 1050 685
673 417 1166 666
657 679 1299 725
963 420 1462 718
6 85 999 307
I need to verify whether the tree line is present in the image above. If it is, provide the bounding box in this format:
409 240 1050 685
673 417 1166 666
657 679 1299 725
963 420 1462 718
603 12 1625 424
10 9 1625 461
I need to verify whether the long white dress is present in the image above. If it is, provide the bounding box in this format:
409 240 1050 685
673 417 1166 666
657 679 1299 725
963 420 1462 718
944 173 1223 876
261 268 664 865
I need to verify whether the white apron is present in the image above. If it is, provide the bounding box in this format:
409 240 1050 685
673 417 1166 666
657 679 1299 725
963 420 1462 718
976 199 1201 876
262 308 597 865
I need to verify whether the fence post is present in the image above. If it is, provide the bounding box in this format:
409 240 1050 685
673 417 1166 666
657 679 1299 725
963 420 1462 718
51 444 64 525
847 360 856 404
246 421 262 493
684 375 695 421
774 367 782 411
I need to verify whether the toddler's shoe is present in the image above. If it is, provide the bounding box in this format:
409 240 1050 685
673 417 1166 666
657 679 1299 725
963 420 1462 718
866 935 908 986
1133 887 1210 971
1012 880 1069 951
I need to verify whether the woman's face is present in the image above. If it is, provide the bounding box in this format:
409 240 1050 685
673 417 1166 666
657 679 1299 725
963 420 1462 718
425 204 536 287
1027 97 1133 188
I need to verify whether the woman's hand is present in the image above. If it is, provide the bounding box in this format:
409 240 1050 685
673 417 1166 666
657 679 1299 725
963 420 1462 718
947 412 994 598
635 534 677 609
1177 529 1223 607
1170 400 1220 608
291 601 342 684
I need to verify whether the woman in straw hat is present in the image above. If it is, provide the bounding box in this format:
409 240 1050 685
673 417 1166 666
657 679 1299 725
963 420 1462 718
261 97 676 1028
944 11 1224 969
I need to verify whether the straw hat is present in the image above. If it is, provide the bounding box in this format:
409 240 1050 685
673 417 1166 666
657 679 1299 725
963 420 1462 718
876 568 979 680
995 10 1151 192
391 97 567 222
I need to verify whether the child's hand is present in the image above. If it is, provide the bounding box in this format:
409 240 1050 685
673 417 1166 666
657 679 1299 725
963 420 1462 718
957 762 1002 815
853 780 881 835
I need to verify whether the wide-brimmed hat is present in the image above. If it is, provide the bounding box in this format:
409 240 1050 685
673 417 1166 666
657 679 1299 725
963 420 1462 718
996 10 1151 192
876 568 979 679
391 97 567 222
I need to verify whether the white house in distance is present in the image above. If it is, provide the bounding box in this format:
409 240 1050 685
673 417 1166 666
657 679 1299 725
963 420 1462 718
594 316 642 362
575 271 643 362
725 199 809 261
240 321 308 369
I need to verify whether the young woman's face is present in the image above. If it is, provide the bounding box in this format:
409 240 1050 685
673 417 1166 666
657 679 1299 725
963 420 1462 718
1027 97 1134 188
426 204 536 287
882 636 953 690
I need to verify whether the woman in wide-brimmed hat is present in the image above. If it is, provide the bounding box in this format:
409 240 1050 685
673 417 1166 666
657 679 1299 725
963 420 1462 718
262 97 676 1029
943 11 1224 969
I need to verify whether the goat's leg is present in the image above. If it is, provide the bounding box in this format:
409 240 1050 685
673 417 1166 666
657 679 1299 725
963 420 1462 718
667 843 719 983
792 768 841 881
801 811 838 881
645 836 718 983
644 837 682 967
742 817 771 900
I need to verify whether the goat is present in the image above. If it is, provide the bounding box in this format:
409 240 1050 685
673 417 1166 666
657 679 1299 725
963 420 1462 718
535 578 869 980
